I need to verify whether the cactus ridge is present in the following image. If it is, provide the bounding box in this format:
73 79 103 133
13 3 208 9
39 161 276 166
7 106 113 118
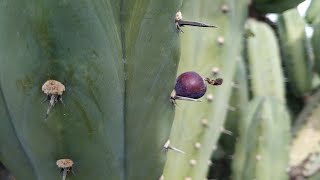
278 9 312 97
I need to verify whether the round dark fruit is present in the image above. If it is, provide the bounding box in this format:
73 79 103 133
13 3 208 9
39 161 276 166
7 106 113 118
174 71 207 99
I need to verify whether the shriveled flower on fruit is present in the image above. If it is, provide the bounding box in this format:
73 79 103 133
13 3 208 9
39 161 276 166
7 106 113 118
42 80 65 119
175 11 217 33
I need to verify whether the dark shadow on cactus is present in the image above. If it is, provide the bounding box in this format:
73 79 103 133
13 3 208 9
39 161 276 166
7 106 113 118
0 162 15 180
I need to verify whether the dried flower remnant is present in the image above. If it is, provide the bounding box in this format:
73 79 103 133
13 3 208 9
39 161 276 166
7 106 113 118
175 11 217 33
204 77 223 86
42 80 65 119
56 159 73 180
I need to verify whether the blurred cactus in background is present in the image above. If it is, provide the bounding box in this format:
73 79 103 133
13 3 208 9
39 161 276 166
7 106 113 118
1 0 320 180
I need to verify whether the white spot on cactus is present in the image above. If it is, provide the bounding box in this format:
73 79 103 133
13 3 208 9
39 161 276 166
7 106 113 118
221 4 229 13
201 119 209 127
185 177 192 180
194 142 201 149
206 94 213 102
256 155 262 161
175 11 183 21
189 159 197 166
217 37 225 45
211 67 220 76
212 145 217 151
208 160 213 166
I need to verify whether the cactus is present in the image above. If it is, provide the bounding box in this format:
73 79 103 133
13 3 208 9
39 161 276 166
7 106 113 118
306 0 320 24
0 1 181 179
162 0 248 179
220 58 249 154
232 96 290 180
312 21 320 77
208 58 249 179
251 0 304 13
278 8 312 97
246 18 286 103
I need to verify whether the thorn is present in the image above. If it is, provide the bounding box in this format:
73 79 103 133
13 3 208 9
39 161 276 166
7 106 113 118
163 140 185 154
221 127 233 136
170 89 201 105
175 96 202 102
175 11 217 32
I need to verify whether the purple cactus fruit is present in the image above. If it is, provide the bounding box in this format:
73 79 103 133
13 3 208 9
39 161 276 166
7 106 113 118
174 71 207 99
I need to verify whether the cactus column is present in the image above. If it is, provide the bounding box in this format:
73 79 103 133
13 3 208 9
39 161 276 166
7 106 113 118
0 0 181 179
163 0 248 179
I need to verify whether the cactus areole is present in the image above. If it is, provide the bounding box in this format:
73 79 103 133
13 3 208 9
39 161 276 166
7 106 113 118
174 71 207 99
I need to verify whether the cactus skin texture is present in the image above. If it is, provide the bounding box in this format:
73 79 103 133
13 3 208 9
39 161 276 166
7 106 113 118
232 96 290 180
252 0 303 13
220 58 249 154
278 9 312 97
162 0 248 179
0 0 181 179
307 0 320 78
289 90 320 179
246 19 286 103
306 0 320 24
208 58 249 179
